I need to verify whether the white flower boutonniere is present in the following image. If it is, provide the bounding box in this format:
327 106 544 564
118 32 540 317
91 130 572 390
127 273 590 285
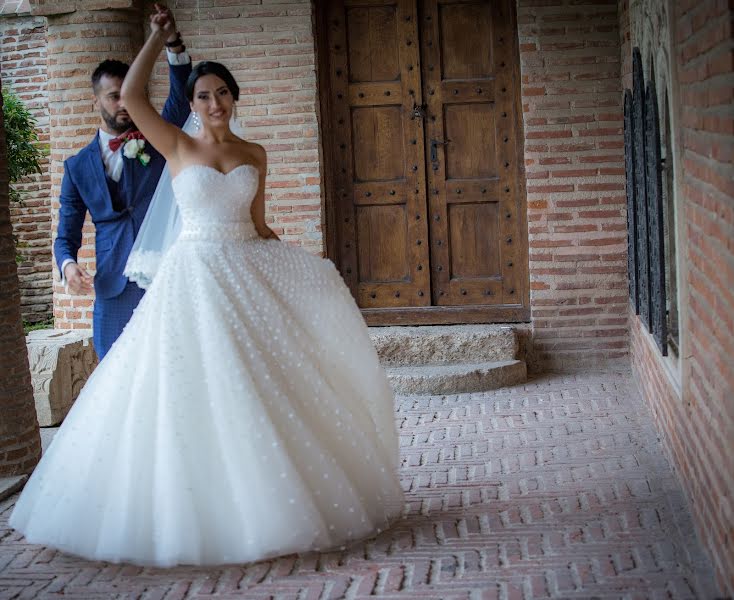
122 137 151 166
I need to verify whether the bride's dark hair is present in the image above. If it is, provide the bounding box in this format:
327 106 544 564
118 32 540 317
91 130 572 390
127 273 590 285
186 61 240 101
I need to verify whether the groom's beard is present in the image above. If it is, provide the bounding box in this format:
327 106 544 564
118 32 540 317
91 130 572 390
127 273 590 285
101 106 135 134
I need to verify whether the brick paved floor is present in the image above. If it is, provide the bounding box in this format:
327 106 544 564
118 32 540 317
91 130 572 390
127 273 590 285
0 372 720 599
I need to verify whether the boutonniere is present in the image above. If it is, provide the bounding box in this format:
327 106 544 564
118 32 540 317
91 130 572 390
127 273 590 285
110 130 150 166
122 137 151 166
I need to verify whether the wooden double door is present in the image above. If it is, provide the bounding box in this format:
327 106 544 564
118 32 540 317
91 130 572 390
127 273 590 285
319 0 529 324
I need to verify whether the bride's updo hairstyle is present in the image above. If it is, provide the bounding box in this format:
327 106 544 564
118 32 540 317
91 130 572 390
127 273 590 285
185 61 240 102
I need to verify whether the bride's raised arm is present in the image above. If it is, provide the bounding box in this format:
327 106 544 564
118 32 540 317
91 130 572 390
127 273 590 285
120 4 188 165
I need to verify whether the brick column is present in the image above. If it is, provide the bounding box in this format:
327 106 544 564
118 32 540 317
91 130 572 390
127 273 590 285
29 1 144 329
0 73 42 477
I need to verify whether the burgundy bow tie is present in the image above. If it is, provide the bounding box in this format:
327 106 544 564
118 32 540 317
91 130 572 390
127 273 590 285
109 130 144 152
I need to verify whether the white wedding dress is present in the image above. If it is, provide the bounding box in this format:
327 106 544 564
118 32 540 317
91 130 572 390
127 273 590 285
10 164 404 567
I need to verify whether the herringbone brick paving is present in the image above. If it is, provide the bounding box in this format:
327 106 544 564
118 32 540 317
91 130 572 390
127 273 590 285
0 372 720 599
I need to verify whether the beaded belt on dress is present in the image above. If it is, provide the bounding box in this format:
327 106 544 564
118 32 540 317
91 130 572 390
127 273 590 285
179 222 259 241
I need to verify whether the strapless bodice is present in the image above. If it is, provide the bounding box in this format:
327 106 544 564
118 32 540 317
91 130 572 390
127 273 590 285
172 163 260 241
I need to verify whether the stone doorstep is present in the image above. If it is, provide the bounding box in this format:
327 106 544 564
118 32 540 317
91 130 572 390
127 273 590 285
386 359 527 395
369 324 519 366
370 325 527 394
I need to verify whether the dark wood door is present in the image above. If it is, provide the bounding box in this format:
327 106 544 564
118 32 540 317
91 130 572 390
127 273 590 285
319 0 529 324
324 0 431 309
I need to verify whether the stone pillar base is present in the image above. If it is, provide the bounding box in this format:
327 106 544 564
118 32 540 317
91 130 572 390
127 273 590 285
26 329 97 426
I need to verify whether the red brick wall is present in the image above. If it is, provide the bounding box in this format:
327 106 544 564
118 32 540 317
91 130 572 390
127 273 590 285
625 0 734 593
517 0 629 370
0 7 52 324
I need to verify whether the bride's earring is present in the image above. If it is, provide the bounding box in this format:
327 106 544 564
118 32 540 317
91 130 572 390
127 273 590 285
192 111 201 131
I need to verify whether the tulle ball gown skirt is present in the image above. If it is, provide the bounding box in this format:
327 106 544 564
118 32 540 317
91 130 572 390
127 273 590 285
9 233 405 567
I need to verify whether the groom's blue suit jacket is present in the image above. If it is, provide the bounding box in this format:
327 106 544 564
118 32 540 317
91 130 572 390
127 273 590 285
54 62 191 300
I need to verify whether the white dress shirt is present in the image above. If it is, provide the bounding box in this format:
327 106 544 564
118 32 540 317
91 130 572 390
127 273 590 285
97 128 125 182
62 49 190 284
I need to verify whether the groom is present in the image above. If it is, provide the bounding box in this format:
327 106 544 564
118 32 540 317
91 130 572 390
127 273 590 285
55 5 191 360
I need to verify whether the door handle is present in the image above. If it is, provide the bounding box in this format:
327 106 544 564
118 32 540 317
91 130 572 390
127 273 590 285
411 102 427 120
430 138 450 165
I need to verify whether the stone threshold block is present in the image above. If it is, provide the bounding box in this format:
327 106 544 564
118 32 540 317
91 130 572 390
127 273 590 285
370 324 519 365
386 359 527 395
369 325 527 394
26 329 98 427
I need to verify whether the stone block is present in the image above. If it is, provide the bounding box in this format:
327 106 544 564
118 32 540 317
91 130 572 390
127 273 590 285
370 324 518 366
26 329 97 426
386 359 527 395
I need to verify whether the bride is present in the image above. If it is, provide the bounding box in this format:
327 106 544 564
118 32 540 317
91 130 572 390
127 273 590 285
9 6 404 566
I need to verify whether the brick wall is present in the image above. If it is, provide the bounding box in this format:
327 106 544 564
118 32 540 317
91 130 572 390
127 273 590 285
0 2 52 324
517 0 629 371
624 0 734 593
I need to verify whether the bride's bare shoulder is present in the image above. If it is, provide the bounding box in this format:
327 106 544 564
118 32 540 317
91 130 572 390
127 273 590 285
239 139 266 158
234 139 266 167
